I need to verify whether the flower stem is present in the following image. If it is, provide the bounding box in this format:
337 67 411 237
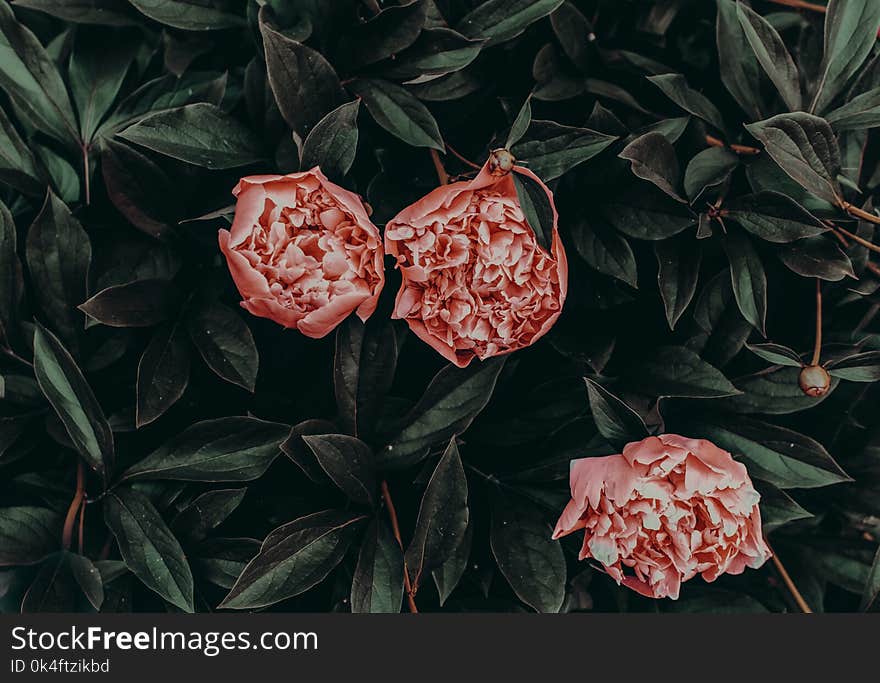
61 461 85 551
841 201 880 227
811 279 822 367
834 225 880 254
445 143 482 170
380 480 418 613
768 542 813 613
429 149 449 185
705 134 760 156
765 0 826 13
82 145 91 207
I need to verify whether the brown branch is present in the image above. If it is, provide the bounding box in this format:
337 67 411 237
77 498 86 554
381 480 418 613
811 279 822 366
705 134 761 156
61 461 85 551
445 143 482 170
765 0 827 13
842 201 880 226
867 262 880 279
429 149 449 185
768 541 813 613
834 226 880 254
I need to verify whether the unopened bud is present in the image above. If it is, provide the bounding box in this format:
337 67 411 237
488 148 516 176
798 365 831 397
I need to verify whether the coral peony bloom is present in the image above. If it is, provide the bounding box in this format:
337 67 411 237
384 159 567 368
218 168 384 338
553 434 771 599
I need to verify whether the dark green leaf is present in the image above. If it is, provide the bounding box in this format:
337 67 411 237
119 103 263 169
758 483 813 533
300 100 359 180
349 78 443 150
723 191 829 243
655 235 702 329
79 279 176 328
457 0 565 47
136 323 191 428
745 113 842 205
812 0 880 114
121 417 289 482
691 272 753 367
303 434 376 507
187 300 259 392
720 366 838 414
684 147 738 202
26 190 91 353
584 378 649 450
103 487 194 612
569 217 637 287
746 342 803 368
432 520 472 606
550 1 592 72
0 199 22 340
604 188 696 240
736 2 801 111
219 509 365 609
619 131 684 201
405 438 468 592
648 73 726 134
33 323 113 476
0 507 61 566
171 488 247 544
351 519 404 613
69 35 135 143
629 345 741 399
193 538 258 589
826 351 880 381
505 96 532 148
716 0 764 120
777 236 855 281
511 120 616 181
384 27 483 80
826 87 880 131
0 106 43 195
12 0 138 26
490 490 565 613
339 0 427 68
67 552 104 610
861 546 880 611
127 0 244 31
724 231 767 335
512 171 554 252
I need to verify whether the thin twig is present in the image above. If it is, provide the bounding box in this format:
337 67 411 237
842 201 880 227
445 143 482 170
381 480 418 613
81 145 91 207
429 149 449 185
705 134 761 156
61 461 85 551
768 541 813 613
1 346 33 368
867 262 880 279
77 499 86 554
834 225 880 254
811 279 822 366
765 0 827 13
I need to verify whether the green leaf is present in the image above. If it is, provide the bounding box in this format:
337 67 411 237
811 0 880 114
584 378 649 450
716 0 764 121
219 510 365 609
128 0 244 31
550 1 592 72
691 272 753 368
12 0 139 26
187 300 259 392
193 538 258 589
457 0 565 47
171 488 247 544
118 103 263 169
604 188 696 240
684 147 738 202
777 236 854 281
69 35 135 143
691 416 850 489
259 20 345 137
723 191 829 243
512 171 554 252
745 113 842 205
351 519 404 613
826 351 880 382
629 345 741 399
66 552 104 610
349 78 443 150
432 520 472 606
826 87 880 131
405 438 468 593
33 323 114 477
0 1 78 144
861 546 880 611
569 217 637 288
619 131 684 201
648 73 726 134
121 417 289 482
380 358 504 469
724 231 767 335
720 366 838 414
333 317 399 440
655 235 702 329
26 190 91 353
382 27 483 80
0 106 43 195
136 323 191 428
338 0 427 68
79 279 176 328
511 120 616 181
736 3 801 112
103 487 194 612
21 552 78 612
490 490 565 613
505 96 532 148
746 342 803 368
303 434 376 507
758 484 813 533
0 200 22 341
300 100 359 180
0 507 61 566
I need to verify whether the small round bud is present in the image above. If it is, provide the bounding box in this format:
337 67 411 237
488 148 516 176
798 365 831 397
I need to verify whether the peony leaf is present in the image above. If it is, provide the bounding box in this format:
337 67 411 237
351 519 404 614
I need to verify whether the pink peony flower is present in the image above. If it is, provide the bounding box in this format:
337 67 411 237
384 158 567 367
218 168 384 338
553 434 771 599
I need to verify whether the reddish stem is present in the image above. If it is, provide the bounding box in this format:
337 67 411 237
705 134 761 156
61 462 85 551
381 481 419 613
811 279 822 367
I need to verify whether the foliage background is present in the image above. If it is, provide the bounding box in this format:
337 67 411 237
1 0 880 614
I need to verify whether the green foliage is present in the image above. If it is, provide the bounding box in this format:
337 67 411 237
1 0 880 616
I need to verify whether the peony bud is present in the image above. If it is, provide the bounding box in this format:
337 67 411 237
798 365 831 397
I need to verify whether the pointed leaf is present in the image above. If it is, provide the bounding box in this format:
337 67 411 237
684 147 738 202
303 434 376 507
716 0 764 120
656 235 702 329
457 0 565 47
736 3 801 111
127 0 244 31
648 73 726 134
723 191 829 243
136 323 191 428
746 342 803 368
349 78 443 150
171 488 247 544
300 100 360 180
187 300 258 392
619 131 684 201
0 507 61 567
511 120 616 181
630 345 741 399
585 378 649 450
79 279 176 328
351 519 404 613
569 217 637 287
724 231 767 335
